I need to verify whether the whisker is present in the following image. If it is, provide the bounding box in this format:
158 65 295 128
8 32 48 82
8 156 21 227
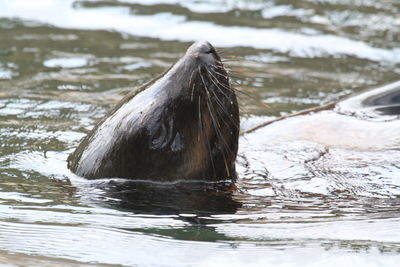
203 85 232 178
189 69 196 102
209 89 239 129
200 68 232 151
221 59 241 63
212 69 269 109
206 100 231 176
207 70 237 124
202 75 230 130
197 94 202 142
202 69 238 155
190 81 196 102
205 69 231 97
198 69 216 178
207 101 232 155
204 69 241 128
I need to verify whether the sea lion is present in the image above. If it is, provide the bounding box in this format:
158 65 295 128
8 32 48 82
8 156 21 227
68 41 239 182
337 80 400 117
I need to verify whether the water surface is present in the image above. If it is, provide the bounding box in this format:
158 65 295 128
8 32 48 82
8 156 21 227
0 0 400 266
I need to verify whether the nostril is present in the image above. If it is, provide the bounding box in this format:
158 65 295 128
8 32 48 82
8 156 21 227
187 41 218 58
198 41 215 55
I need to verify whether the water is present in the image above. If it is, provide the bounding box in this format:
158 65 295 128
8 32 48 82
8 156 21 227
1 0 400 266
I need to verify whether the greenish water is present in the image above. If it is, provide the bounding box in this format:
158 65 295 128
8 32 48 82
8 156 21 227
0 0 400 266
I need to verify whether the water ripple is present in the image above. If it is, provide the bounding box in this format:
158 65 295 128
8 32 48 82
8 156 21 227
0 0 399 62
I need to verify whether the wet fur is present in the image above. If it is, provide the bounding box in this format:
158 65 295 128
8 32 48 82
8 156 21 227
68 41 239 181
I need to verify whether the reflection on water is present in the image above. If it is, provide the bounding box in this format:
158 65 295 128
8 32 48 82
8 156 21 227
76 178 241 215
1 0 400 266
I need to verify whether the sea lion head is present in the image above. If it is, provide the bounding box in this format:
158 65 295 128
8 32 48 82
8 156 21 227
68 41 239 182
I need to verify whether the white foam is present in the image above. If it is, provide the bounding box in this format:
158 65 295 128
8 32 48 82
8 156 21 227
1 0 399 62
43 57 88 68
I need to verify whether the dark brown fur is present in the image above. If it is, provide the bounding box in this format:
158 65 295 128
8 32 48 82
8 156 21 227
68 41 239 182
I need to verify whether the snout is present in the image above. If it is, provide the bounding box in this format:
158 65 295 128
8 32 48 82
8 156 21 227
186 40 219 64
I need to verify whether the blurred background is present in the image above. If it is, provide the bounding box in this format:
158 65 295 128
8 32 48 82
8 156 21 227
0 1 399 266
